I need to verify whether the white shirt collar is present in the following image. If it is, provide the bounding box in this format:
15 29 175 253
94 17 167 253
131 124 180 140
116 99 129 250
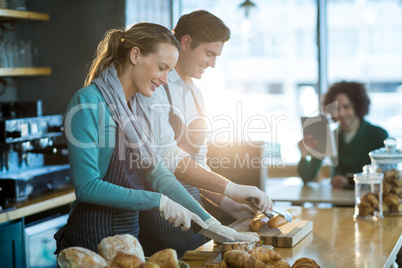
168 68 182 83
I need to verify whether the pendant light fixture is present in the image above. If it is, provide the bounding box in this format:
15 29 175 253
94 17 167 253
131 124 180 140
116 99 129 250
239 0 256 19
238 0 257 36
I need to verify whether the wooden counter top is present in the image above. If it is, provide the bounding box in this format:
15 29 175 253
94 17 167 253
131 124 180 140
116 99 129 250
0 187 75 224
186 207 402 268
278 208 401 268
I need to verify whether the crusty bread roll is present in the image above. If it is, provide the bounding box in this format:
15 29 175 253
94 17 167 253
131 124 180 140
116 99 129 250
268 208 301 229
111 252 144 268
249 212 269 232
147 248 179 268
291 257 320 268
57 246 108 268
98 234 145 264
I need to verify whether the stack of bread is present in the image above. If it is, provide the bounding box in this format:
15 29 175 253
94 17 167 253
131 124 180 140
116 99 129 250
57 234 181 268
216 208 320 268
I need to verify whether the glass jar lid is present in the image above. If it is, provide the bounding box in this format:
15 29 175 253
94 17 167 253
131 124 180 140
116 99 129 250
369 138 402 165
354 165 384 183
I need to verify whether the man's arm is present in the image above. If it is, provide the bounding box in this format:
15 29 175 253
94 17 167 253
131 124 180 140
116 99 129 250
175 156 228 193
175 155 272 212
145 87 272 212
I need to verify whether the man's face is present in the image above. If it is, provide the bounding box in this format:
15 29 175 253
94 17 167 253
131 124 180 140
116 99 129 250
180 40 224 79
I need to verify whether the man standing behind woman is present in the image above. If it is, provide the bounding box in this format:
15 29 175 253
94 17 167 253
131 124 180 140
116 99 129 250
56 22 256 254
297 81 388 188
140 10 273 257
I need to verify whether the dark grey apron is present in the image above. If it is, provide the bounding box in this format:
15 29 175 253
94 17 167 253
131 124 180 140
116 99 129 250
138 85 206 258
54 125 145 253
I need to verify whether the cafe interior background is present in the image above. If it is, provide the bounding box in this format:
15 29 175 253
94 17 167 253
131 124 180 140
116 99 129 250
1 0 402 170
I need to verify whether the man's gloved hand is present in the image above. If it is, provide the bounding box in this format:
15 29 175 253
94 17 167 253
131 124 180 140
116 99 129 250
159 195 208 231
220 196 256 220
205 218 259 242
223 181 273 213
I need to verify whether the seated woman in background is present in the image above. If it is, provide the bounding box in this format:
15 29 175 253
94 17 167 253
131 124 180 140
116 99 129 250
297 81 388 188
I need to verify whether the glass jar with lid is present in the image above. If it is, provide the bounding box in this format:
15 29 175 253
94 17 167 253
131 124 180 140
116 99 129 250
369 138 402 216
353 165 384 220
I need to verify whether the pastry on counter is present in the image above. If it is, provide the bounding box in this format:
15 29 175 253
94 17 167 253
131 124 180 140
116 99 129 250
223 250 273 268
57 246 107 268
291 257 320 268
147 248 179 268
111 252 145 267
98 234 145 265
247 247 281 264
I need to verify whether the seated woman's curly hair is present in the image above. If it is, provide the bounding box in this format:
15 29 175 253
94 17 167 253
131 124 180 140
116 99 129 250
323 81 370 121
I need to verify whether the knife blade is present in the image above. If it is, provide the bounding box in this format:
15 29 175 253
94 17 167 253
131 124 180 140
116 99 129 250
247 197 292 222
246 197 274 218
190 221 235 243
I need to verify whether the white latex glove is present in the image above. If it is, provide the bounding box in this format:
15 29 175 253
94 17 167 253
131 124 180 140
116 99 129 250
205 218 259 242
159 195 208 231
220 196 257 220
224 181 273 214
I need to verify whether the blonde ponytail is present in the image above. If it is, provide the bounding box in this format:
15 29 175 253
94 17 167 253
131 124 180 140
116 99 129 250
84 23 180 87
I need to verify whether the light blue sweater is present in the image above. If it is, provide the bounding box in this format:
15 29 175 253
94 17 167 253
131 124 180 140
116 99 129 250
64 84 210 220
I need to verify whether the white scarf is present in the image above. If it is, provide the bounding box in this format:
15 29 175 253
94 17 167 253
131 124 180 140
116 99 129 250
93 65 159 168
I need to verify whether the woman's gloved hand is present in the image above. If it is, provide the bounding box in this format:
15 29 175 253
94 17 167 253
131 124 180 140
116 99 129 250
205 218 259 242
159 195 208 231
223 181 273 214
220 196 256 220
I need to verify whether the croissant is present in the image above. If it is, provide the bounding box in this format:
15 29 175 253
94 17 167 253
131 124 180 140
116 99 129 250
273 260 291 268
223 250 275 268
247 247 281 263
291 257 320 268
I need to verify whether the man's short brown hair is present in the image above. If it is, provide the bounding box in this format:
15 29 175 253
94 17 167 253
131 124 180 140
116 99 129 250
173 10 230 49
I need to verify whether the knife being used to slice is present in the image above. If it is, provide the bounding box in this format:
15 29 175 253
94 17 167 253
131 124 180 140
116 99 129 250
190 221 235 243
246 197 293 222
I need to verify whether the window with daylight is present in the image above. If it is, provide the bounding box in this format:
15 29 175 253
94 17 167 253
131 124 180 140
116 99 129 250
126 0 402 165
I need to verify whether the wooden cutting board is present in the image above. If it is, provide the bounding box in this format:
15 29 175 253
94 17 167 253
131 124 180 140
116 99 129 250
183 218 313 262
230 218 313 248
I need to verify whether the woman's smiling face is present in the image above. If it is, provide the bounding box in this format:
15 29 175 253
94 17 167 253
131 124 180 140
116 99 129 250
132 43 179 97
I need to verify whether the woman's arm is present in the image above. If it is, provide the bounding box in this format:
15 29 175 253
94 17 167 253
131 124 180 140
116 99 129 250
64 87 161 211
144 160 211 221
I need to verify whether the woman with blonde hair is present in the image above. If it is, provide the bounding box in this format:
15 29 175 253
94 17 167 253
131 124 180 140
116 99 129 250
55 22 257 254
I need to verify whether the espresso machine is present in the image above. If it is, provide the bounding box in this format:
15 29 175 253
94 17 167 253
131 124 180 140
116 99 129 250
0 100 71 208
